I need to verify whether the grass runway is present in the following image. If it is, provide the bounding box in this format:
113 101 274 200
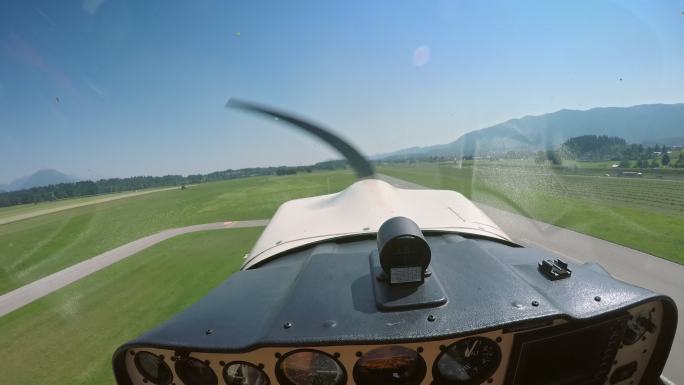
0 171 355 295
0 228 262 385
1 165 682 384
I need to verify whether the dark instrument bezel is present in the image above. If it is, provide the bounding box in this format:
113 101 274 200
504 313 630 385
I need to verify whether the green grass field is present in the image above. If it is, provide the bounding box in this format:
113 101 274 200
378 163 684 264
1 164 681 384
454 159 684 179
0 187 177 225
0 227 262 385
0 171 354 295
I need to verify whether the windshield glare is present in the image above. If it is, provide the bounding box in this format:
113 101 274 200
1 1 683 384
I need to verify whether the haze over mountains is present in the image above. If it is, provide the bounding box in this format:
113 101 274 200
377 104 684 160
3 104 682 193
0 169 77 192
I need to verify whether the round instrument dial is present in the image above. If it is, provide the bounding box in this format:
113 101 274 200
433 337 501 384
134 351 173 385
276 350 346 385
223 361 270 385
175 356 217 385
353 345 426 385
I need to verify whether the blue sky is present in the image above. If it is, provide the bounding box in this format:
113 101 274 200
1 0 683 182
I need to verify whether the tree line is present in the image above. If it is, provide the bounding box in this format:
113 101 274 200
560 135 627 161
557 135 684 168
0 161 348 208
375 135 684 169
559 135 678 163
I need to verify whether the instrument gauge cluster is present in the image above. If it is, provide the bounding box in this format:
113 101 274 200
121 300 665 385
123 330 514 385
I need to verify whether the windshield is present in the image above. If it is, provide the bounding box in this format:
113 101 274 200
0 1 683 384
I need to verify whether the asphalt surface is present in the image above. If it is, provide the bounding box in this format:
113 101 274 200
0 219 269 318
378 173 684 383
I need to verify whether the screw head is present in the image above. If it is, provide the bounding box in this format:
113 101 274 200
427 315 436 322
594 296 601 302
531 300 539 307
283 322 293 329
322 320 337 328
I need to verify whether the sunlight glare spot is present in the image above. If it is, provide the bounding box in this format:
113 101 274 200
413 45 431 67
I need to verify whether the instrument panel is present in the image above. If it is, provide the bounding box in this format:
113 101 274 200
123 300 663 385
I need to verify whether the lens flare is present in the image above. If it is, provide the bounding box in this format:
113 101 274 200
413 45 431 67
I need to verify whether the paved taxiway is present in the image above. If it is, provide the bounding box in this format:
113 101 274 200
0 220 269 318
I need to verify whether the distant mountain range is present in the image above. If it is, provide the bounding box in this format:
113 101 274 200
377 103 684 160
2 104 682 192
0 169 77 192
